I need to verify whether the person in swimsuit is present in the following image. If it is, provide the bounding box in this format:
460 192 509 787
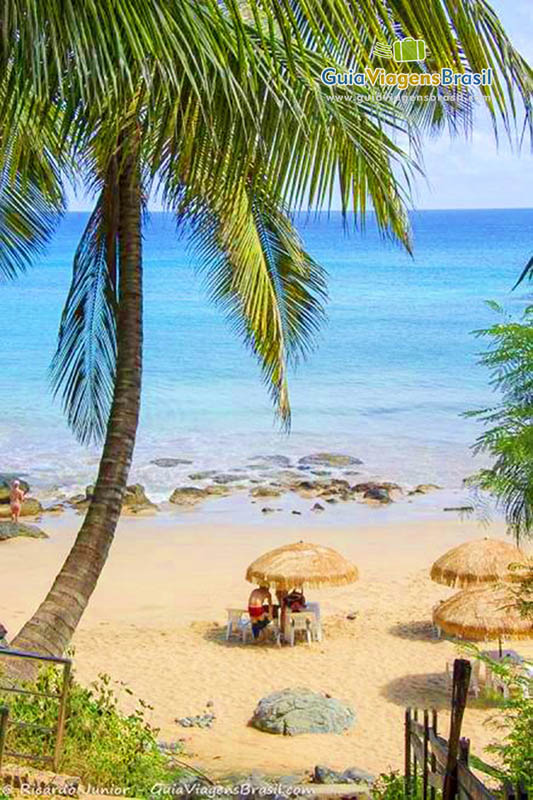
10 480 25 523
248 585 273 640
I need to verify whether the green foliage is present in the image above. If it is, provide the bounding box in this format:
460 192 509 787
0 668 181 796
371 771 432 800
466 303 533 542
463 646 533 791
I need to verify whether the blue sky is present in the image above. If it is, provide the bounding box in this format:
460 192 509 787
67 1 532 213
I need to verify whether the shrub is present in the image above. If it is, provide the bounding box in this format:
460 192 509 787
0 667 182 796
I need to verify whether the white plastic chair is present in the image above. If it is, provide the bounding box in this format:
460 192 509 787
225 608 251 642
288 611 319 647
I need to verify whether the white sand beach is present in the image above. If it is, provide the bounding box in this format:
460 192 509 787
1 512 531 779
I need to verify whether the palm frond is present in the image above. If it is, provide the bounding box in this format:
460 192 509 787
178 185 327 427
50 189 118 445
0 90 65 281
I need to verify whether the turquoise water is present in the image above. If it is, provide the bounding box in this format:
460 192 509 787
1 208 531 502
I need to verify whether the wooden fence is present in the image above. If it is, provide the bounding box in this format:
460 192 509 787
405 659 528 800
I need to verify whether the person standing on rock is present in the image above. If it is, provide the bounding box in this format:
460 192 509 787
10 480 25 523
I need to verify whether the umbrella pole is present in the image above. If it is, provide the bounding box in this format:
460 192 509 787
277 589 287 642
498 636 503 659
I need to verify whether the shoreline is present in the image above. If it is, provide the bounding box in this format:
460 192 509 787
1 512 529 778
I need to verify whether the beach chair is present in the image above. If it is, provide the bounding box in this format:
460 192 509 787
225 608 251 643
306 602 323 642
287 611 319 647
445 659 481 697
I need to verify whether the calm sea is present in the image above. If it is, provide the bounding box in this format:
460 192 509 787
1 209 531 503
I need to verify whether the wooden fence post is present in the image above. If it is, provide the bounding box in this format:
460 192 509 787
405 708 412 799
423 710 429 800
0 705 9 775
443 659 471 800
430 710 438 800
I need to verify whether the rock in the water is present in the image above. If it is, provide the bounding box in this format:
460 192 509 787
250 486 282 498
188 471 218 481
122 484 157 513
408 483 442 495
299 453 363 468
363 487 391 504
252 455 292 468
443 506 474 513
261 507 276 514
0 475 31 503
0 521 48 540
313 765 374 785
251 688 355 736
169 487 209 506
0 497 42 518
212 473 242 484
151 458 193 467
123 484 152 507
291 510 302 516
311 503 324 513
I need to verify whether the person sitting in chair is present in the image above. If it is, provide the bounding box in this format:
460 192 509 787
248 585 273 640
285 589 306 612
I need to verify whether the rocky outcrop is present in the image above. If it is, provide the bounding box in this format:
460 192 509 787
298 453 363 467
0 475 31 503
408 483 442 495
169 487 210 506
0 521 48 540
70 484 156 514
0 498 42 518
313 766 375 785
250 486 283 498
251 688 356 736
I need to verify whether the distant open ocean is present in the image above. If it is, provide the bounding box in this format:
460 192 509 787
1 208 532 505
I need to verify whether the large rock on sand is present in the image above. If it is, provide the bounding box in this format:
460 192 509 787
0 497 42 518
0 521 48 540
0 476 31 503
251 688 355 736
298 453 362 468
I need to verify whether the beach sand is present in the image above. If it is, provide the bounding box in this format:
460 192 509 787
1 511 531 780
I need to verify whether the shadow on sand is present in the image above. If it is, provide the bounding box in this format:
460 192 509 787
389 620 441 642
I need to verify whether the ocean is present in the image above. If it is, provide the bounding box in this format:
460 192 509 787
1 208 531 507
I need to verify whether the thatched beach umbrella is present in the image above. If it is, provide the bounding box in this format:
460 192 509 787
433 583 533 654
246 541 358 590
246 541 358 635
430 538 524 589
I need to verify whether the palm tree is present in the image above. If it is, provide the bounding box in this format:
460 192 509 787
4 0 532 658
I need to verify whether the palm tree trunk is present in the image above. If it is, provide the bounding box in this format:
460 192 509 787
12 146 143 659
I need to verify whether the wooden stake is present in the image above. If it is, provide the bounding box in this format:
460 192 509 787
443 659 472 800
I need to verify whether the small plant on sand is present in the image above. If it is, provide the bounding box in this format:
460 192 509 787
0 667 182 796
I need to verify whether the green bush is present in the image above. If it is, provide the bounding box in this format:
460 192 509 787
0 667 183 796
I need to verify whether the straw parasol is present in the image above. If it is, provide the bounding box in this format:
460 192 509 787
433 583 533 653
430 538 524 589
245 541 358 591
246 541 358 638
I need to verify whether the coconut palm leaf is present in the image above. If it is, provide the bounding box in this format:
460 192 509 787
50 187 119 445
0 88 65 281
177 184 327 427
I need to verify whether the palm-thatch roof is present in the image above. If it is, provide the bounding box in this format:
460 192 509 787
430 538 524 588
433 583 533 641
245 541 358 590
